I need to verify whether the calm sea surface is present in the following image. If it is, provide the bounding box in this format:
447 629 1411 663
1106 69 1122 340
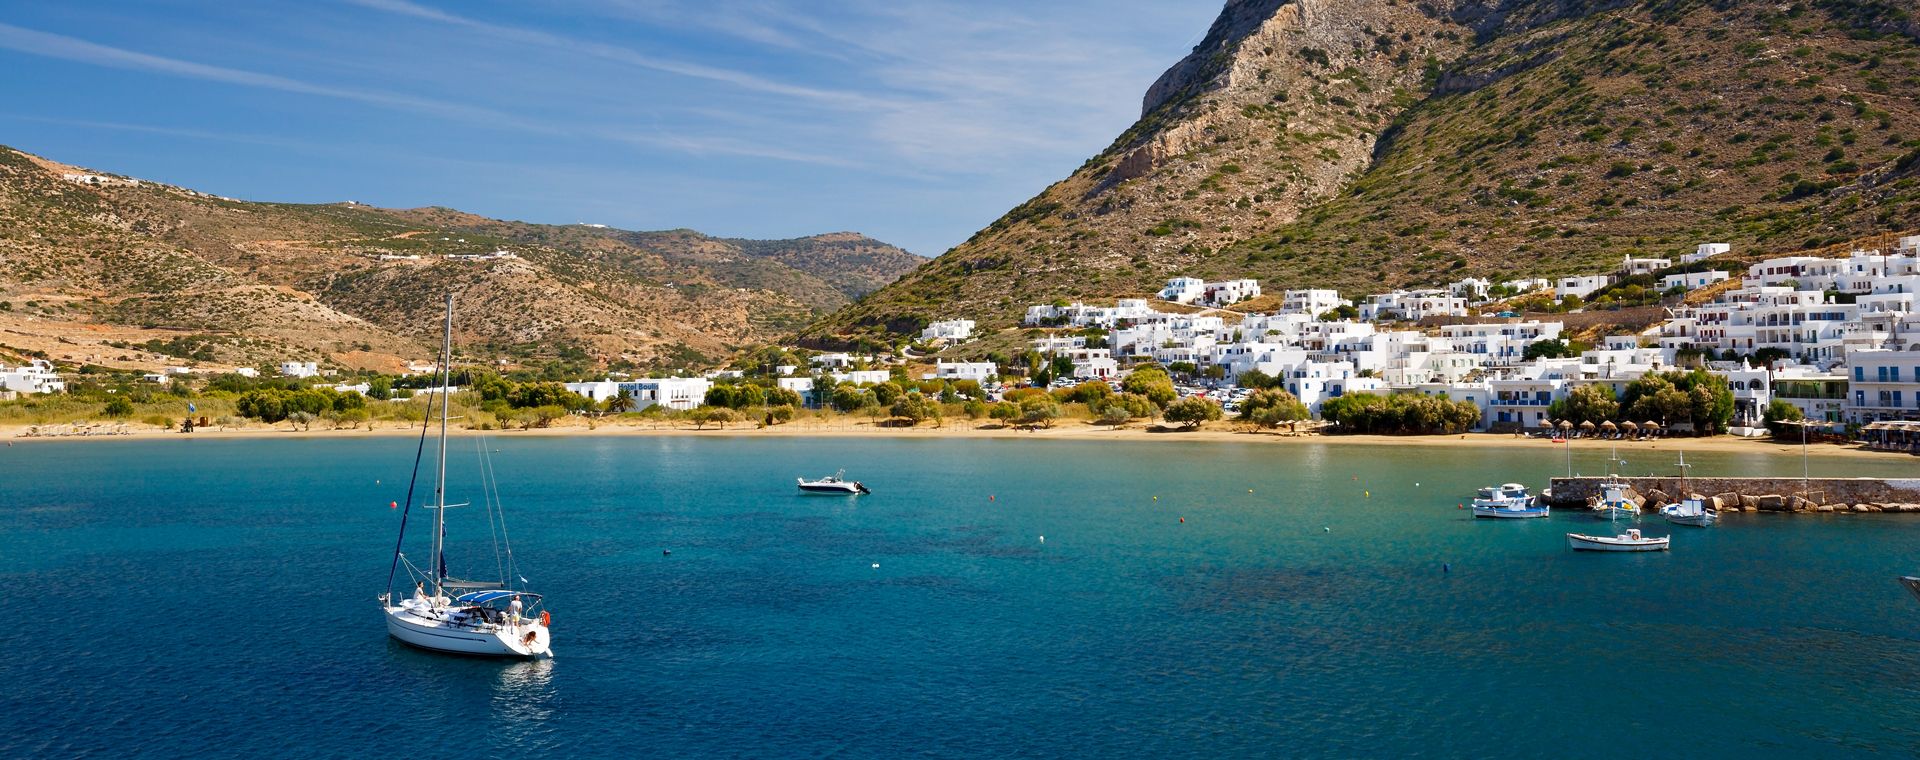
4 436 1920 758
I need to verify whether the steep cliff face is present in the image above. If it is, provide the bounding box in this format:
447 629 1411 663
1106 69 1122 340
817 0 1480 338
813 0 1920 343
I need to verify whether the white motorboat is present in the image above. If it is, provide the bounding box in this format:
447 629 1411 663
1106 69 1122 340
1900 576 1920 605
1567 528 1670 552
380 294 552 659
1470 483 1549 519
798 470 870 495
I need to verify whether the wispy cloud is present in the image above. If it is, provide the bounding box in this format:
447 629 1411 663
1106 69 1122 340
342 0 894 110
0 22 556 133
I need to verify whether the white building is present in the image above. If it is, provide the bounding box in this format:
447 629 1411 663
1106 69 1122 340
0 360 65 394
1659 270 1730 292
1157 277 1260 307
1280 289 1345 316
1846 347 1920 423
1620 255 1673 276
920 319 976 343
277 361 320 378
1359 290 1468 322
614 378 712 411
234 367 259 378
1681 243 1730 265
1556 275 1615 300
924 361 995 382
832 370 893 386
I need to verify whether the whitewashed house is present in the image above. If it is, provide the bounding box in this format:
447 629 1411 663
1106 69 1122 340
1680 243 1730 265
1659 270 1729 292
1281 289 1345 316
925 361 995 382
1556 275 1614 300
0 360 65 394
920 319 976 343
278 361 320 378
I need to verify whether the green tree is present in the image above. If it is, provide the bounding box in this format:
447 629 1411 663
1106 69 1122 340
764 386 803 408
1523 338 1577 360
988 401 1021 423
1122 367 1177 410
950 379 985 400
1240 388 1309 427
1017 395 1061 428
890 393 941 426
1164 397 1223 428
1236 368 1277 390
102 396 135 417
704 385 737 409
873 382 904 407
831 384 872 412
1762 399 1804 439
367 376 393 401
1551 383 1619 423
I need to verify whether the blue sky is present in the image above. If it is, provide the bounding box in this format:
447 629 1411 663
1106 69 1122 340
0 1 1218 255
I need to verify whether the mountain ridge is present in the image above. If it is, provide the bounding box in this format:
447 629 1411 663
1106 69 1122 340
0 145 922 372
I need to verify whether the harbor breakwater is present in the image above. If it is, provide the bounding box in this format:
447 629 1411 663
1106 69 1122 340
1546 477 1920 513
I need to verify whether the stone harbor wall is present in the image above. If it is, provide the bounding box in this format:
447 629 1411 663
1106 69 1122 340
1546 477 1920 514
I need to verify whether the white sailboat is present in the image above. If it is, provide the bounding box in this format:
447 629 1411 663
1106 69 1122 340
380 294 552 658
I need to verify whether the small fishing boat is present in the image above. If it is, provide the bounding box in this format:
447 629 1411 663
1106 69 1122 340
798 470 870 495
1567 528 1670 552
1470 483 1550 519
1658 452 1715 527
1659 499 1716 527
1590 480 1640 519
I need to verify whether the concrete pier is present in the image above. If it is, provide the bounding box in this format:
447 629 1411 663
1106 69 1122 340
1547 477 1920 513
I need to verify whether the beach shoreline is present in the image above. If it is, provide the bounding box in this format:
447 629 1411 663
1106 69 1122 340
4 418 1903 460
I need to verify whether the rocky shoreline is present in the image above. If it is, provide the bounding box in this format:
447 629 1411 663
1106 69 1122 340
1546 476 1920 515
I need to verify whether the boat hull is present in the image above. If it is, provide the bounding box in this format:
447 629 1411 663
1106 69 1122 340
1662 513 1716 527
385 606 551 658
1567 533 1670 552
1471 505 1550 519
1900 576 1920 605
797 484 863 495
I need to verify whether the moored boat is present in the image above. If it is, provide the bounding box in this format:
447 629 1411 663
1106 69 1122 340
798 470 870 495
1899 576 1920 605
1567 528 1670 552
380 293 552 659
1658 453 1715 527
1470 483 1549 519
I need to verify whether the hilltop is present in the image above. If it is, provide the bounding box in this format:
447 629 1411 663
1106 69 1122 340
0 146 921 372
811 0 1920 342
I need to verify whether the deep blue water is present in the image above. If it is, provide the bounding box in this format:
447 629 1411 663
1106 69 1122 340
3 435 1920 758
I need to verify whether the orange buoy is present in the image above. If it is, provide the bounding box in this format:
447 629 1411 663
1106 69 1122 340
540 610 550 627
389 501 397 509
1179 517 1185 523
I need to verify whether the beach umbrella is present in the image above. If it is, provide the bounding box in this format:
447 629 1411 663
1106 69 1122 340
1579 420 1597 430
1600 420 1618 430
1622 421 1639 430
1643 420 1660 430
1559 420 1573 430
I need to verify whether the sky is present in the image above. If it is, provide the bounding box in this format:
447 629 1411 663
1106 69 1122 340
0 0 1220 255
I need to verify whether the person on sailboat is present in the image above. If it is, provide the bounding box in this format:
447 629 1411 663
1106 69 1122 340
508 595 524 626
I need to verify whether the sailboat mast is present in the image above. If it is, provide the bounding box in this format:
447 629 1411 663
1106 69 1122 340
431 292 453 598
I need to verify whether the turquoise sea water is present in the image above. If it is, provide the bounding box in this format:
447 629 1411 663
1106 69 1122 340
3 435 1920 758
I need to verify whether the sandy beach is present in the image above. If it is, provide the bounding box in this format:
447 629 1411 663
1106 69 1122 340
5 417 1904 460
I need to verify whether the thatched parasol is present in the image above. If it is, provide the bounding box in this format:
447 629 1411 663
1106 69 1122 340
1558 420 1574 430
1600 420 1618 430
1579 420 1597 430
1643 420 1660 430
1622 421 1640 430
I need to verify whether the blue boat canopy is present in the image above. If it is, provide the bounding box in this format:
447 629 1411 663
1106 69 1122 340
455 590 541 605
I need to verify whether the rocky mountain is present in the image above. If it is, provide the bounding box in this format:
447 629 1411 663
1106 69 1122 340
0 146 922 371
812 0 1920 342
